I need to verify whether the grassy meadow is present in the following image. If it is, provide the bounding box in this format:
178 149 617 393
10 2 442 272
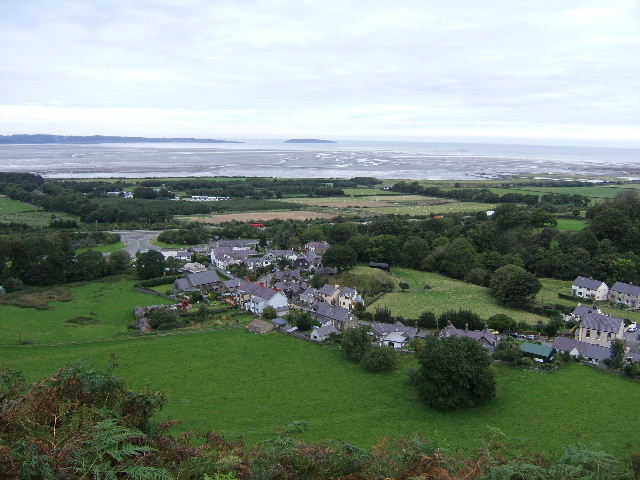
554 218 588 231
369 268 549 325
0 276 172 344
0 196 42 213
0 329 638 455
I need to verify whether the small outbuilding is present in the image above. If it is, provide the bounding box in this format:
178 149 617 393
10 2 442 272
368 262 390 272
521 342 555 363
271 317 289 329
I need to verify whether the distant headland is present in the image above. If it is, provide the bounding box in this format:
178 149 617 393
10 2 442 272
0 134 243 144
284 138 337 144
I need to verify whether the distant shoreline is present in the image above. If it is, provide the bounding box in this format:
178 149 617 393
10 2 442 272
0 134 242 145
284 138 337 144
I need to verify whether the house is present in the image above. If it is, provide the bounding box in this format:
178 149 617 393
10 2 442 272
180 262 208 274
310 324 338 342
299 287 318 305
265 249 298 261
338 287 364 310
371 322 418 349
247 286 289 316
553 337 611 364
315 266 338 276
368 262 390 272
245 256 272 270
569 304 602 322
217 239 259 250
210 247 257 270
310 302 358 331
572 277 609 301
610 282 640 308
304 241 330 255
521 342 556 363
173 270 221 292
293 257 311 270
246 319 274 334
576 312 625 348
318 284 341 305
439 325 497 350
160 249 191 261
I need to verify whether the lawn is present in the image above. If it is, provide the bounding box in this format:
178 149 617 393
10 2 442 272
367 202 496 216
0 329 638 455
370 268 548 325
554 218 588 231
342 188 401 196
0 276 172 344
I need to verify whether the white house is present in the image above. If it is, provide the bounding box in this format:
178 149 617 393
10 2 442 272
310 324 338 342
571 276 609 301
371 322 418 349
246 287 289 316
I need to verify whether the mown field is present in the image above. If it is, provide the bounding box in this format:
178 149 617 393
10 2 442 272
369 268 548 325
0 329 638 455
0 196 42 213
554 218 588 231
177 210 336 224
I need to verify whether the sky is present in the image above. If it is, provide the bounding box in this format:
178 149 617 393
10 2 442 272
1 0 639 146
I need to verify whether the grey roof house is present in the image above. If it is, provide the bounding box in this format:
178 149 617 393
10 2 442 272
173 270 221 292
610 281 640 307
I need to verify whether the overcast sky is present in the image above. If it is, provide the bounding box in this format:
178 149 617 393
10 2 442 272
1 0 639 146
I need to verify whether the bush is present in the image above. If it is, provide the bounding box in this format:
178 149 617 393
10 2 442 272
3 277 24 293
139 275 178 288
373 306 393 323
417 310 437 329
487 314 516 333
438 309 484 330
342 326 372 362
360 347 396 372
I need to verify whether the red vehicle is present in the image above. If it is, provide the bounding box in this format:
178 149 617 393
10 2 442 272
250 222 265 228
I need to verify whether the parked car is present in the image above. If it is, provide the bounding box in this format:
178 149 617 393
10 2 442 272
627 323 638 332
525 334 536 340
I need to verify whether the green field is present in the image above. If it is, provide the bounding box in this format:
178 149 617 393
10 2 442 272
0 276 172 344
0 196 42 213
367 201 496 216
554 218 588 231
0 329 638 455
370 268 548 325
76 241 126 254
342 188 401 196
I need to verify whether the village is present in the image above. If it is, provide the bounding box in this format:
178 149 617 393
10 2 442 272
135 239 640 371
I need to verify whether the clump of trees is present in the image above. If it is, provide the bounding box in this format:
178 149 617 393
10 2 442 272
411 336 496 409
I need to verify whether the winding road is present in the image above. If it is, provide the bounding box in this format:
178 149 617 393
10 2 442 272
110 230 161 256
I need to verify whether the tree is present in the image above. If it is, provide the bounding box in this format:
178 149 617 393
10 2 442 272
417 310 437 329
108 249 131 273
542 315 564 338
487 314 516 333
609 339 626 369
412 336 496 409
341 326 371 362
136 250 166 280
399 282 409 291
262 306 277 320
322 245 357 271
71 250 107 281
490 264 541 306
438 309 484 330
401 236 430 269
289 310 315 331
367 234 401 265
493 338 523 363
360 347 396 372
439 238 478 279
373 306 392 323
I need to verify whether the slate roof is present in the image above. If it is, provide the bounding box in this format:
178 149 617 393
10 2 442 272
271 317 288 327
521 342 555 358
573 276 607 290
440 326 497 347
371 322 418 340
581 312 624 333
611 281 640 297
217 239 259 248
340 287 358 299
571 305 600 318
311 302 352 323
384 331 409 343
222 278 241 290
174 270 220 291
553 337 611 362
319 284 339 296
313 324 338 337
251 286 281 302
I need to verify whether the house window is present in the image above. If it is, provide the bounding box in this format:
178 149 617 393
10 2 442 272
596 330 601 340
607 332 612 341
585 329 591 338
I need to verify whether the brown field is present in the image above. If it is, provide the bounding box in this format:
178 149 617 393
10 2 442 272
178 210 336 224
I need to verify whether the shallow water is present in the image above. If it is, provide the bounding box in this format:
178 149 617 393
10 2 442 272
1 140 639 179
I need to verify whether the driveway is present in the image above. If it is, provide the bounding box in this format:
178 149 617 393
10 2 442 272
111 230 161 256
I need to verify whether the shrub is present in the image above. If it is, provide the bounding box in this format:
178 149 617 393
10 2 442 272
360 347 396 372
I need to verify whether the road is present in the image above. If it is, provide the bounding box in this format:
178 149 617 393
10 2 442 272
111 230 161 256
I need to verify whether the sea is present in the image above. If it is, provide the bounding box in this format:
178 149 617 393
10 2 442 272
1 140 640 180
